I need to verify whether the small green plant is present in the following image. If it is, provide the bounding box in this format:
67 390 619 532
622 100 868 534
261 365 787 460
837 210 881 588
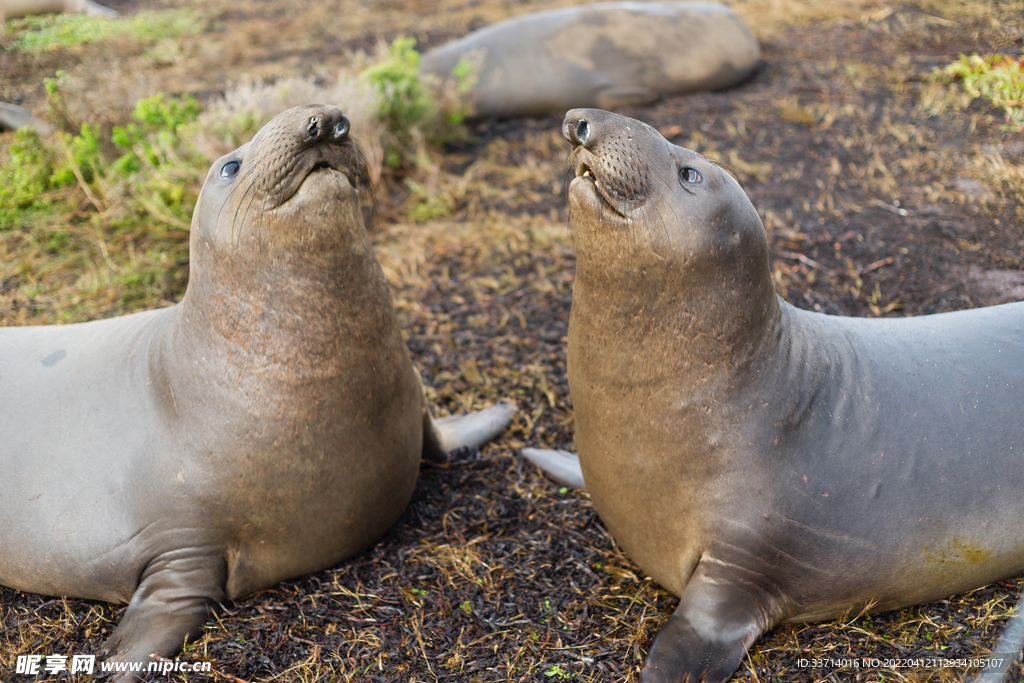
444 57 479 126
0 91 204 318
5 9 203 52
942 53 1024 126
361 37 434 167
362 37 431 133
544 665 571 679
404 178 453 220
0 128 57 227
360 36 473 167
112 93 202 176
51 123 105 186
458 601 473 615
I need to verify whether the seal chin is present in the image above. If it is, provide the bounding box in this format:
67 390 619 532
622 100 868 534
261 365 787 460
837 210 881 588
569 162 628 222
280 164 356 211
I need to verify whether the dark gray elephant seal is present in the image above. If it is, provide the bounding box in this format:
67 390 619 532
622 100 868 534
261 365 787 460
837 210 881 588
420 2 760 118
0 102 51 133
0 104 515 678
525 108 1024 682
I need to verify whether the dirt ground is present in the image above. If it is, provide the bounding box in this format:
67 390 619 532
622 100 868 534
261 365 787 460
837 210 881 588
2 0 1024 681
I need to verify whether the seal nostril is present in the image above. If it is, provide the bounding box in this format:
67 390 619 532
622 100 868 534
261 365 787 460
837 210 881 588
333 115 350 140
307 116 321 140
576 119 590 144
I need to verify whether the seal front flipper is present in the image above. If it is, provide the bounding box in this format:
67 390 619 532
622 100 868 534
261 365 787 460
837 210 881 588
521 448 585 489
640 557 777 683
101 550 226 680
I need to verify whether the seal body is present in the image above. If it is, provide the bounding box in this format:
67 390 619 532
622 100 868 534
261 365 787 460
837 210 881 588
420 1 760 118
550 108 1024 682
0 105 514 678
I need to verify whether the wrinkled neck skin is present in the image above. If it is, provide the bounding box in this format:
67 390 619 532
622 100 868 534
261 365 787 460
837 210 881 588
568 200 782 412
156 183 406 422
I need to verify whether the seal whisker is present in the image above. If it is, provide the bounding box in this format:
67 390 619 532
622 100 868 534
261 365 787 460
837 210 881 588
228 167 263 244
235 178 263 245
214 164 257 239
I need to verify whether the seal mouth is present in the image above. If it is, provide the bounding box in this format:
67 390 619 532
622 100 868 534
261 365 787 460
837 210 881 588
570 153 628 219
275 147 366 210
299 157 357 189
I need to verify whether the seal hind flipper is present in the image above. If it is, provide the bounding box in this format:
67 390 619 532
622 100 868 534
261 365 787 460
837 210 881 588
641 557 776 683
423 403 517 460
521 448 585 489
101 551 226 680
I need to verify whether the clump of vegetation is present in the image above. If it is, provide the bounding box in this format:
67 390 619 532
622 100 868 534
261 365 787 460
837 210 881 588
111 93 201 175
361 37 477 168
361 37 433 165
0 85 208 319
0 128 57 227
942 53 1024 127
5 9 203 52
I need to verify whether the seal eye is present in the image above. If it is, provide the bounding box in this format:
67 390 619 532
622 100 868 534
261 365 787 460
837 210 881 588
220 160 240 180
679 166 702 184
575 119 590 143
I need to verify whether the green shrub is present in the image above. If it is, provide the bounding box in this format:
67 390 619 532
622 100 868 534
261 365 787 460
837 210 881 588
361 37 435 167
0 128 57 228
943 53 1024 126
360 37 475 167
51 123 105 186
112 93 201 176
0 91 202 317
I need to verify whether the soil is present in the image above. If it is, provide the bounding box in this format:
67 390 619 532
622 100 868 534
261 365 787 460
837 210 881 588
1 1 1023 682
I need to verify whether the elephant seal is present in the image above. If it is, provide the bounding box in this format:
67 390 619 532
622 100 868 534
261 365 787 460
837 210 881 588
0 102 51 133
0 104 515 678
420 2 760 118
524 108 1024 682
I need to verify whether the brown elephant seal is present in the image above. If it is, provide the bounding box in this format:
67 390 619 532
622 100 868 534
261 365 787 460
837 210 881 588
0 104 515 679
420 1 760 118
524 108 1024 682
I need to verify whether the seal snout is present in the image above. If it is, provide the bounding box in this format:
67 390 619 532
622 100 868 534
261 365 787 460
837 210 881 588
562 108 654 218
563 109 597 149
227 104 369 215
303 106 351 145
